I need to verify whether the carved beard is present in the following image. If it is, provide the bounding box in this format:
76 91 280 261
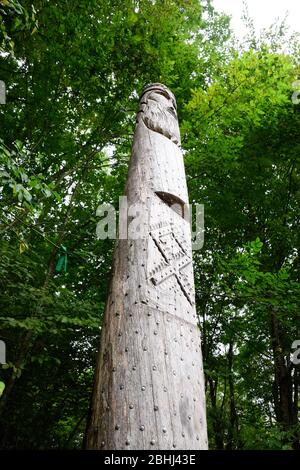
139 91 180 145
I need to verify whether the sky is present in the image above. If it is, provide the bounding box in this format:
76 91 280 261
213 0 300 39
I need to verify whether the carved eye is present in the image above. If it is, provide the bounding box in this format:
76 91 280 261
167 106 177 118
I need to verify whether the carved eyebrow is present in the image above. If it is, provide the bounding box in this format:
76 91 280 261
155 90 170 100
156 90 177 109
152 90 177 107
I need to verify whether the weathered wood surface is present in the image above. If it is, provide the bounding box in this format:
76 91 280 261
86 83 208 450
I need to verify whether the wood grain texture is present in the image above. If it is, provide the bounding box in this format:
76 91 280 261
85 83 208 450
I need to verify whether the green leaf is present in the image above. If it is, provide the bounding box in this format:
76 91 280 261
19 241 28 254
0 381 5 397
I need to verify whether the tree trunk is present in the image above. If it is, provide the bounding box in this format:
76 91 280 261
270 313 294 428
270 311 299 448
226 340 239 450
208 376 224 449
85 83 208 450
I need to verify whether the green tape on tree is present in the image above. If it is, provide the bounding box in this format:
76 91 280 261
55 245 68 273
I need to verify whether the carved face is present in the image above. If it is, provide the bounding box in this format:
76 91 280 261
138 88 180 145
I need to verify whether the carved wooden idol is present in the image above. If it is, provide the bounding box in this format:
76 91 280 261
86 83 208 450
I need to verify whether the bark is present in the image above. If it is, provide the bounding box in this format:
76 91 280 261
270 311 299 449
208 376 224 449
226 340 239 450
270 313 295 429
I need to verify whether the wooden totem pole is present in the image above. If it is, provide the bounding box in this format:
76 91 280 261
86 83 208 450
